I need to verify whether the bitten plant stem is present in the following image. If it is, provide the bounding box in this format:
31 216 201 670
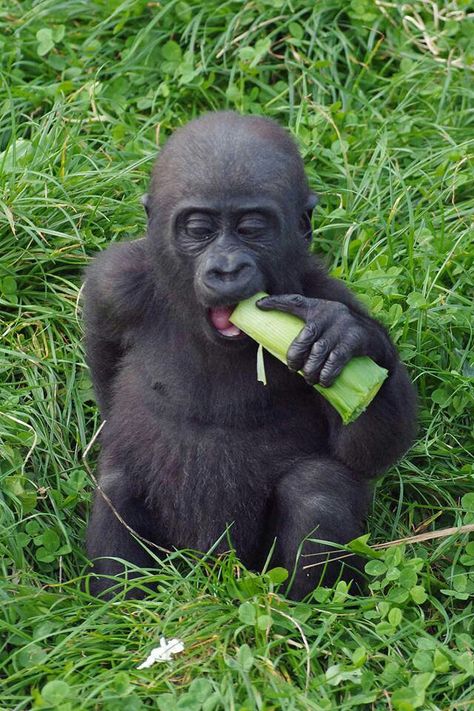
230 292 388 424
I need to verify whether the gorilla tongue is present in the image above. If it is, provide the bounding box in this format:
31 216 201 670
209 306 242 337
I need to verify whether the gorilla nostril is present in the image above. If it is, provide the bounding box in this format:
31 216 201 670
210 262 250 282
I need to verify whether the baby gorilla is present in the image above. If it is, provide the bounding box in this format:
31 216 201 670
84 111 416 599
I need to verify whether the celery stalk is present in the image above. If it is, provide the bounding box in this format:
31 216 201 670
230 292 388 424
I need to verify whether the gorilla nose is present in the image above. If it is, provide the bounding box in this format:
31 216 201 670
204 255 253 286
208 262 249 282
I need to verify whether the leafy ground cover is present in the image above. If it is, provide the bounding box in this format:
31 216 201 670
0 1 473 709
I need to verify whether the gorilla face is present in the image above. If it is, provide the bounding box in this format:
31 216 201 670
146 112 317 346
173 197 281 343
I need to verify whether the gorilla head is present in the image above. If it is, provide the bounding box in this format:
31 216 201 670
145 112 317 345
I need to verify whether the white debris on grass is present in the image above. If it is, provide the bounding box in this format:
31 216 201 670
137 637 185 669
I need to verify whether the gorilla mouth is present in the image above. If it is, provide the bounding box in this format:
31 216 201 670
208 306 244 339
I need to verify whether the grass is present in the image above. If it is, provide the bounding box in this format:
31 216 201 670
0 0 473 708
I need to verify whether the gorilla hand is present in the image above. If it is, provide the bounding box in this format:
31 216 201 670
257 294 391 388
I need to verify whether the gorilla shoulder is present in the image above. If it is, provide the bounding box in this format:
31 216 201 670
83 238 154 331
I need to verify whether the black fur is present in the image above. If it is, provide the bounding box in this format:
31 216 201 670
84 112 416 599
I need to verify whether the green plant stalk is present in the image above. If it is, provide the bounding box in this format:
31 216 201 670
230 292 388 425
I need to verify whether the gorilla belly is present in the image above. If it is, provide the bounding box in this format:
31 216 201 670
101 401 322 566
152 419 285 558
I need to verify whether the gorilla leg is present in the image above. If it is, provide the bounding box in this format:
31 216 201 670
86 478 157 598
268 459 371 600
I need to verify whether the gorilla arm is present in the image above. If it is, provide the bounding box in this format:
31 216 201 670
324 362 416 477
260 264 417 477
83 239 152 417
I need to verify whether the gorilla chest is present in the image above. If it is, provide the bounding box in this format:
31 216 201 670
136 367 328 492
144 382 327 477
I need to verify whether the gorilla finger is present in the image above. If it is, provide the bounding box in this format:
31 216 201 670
287 322 321 372
302 338 334 385
319 340 360 388
257 294 310 321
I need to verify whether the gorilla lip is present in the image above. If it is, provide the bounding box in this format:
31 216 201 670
208 306 243 338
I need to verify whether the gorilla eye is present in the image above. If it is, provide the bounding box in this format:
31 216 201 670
184 214 216 239
236 214 267 237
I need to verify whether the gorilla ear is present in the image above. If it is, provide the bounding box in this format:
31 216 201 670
141 193 150 217
300 192 319 242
